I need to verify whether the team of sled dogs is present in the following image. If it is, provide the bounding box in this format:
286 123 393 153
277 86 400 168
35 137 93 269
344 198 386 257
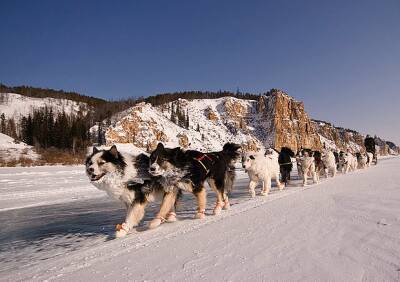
86 143 375 238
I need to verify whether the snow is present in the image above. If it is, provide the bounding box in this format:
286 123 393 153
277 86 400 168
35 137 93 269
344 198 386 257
0 92 90 120
0 133 39 161
104 97 273 152
1 157 400 281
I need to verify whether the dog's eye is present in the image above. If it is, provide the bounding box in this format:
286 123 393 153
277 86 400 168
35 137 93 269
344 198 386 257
98 160 106 165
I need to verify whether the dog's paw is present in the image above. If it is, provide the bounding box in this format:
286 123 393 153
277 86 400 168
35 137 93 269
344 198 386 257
148 218 163 229
260 190 269 196
223 201 230 210
194 210 206 219
213 204 222 215
115 229 128 238
166 212 177 223
115 223 130 238
249 190 256 198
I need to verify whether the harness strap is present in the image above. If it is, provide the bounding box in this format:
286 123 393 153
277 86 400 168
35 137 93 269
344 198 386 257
279 161 296 166
196 154 213 162
194 154 214 173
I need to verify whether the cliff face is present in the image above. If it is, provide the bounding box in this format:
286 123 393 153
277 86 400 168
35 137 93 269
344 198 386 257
313 120 364 152
267 91 322 151
99 91 397 155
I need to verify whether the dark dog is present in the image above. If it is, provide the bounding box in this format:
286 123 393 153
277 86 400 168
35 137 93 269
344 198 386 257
278 147 295 185
149 142 242 219
313 150 326 178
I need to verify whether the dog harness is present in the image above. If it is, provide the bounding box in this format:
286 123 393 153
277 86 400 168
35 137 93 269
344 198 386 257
194 154 214 173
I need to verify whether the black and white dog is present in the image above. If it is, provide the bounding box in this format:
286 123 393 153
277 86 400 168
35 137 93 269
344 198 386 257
148 142 242 220
278 147 295 186
85 145 179 237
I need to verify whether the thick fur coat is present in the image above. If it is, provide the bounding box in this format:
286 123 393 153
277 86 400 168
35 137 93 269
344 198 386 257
321 149 337 177
242 150 283 197
296 149 318 186
85 145 177 237
149 142 242 218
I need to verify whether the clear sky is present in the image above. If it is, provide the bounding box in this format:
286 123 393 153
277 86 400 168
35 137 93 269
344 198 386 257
0 0 399 143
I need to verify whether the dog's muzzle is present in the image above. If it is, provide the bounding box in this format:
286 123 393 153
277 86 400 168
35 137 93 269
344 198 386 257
87 171 106 181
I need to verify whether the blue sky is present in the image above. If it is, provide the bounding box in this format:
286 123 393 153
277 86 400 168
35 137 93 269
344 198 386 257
0 0 399 143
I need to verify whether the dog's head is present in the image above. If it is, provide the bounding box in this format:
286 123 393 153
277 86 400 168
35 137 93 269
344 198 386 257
242 152 256 171
298 148 313 158
149 143 177 176
85 145 126 182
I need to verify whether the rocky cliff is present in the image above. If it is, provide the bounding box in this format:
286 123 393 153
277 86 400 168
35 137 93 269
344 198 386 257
98 90 397 154
262 91 322 151
312 120 365 152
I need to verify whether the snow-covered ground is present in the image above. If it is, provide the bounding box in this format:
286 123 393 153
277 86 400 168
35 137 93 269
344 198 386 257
0 133 39 161
1 157 400 281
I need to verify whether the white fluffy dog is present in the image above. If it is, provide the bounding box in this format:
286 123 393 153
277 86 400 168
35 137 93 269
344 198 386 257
343 152 358 173
321 149 337 177
296 150 318 186
242 149 283 197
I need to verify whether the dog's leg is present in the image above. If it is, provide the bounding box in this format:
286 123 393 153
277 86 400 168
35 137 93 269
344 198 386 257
194 188 207 219
116 200 148 238
222 193 230 210
260 177 271 196
248 180 257 198
312 165 318 184
303 167 309 186
149 190 178 229
208 179 224 215
275 172 284 191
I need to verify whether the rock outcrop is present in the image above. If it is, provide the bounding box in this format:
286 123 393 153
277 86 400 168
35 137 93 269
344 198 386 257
263 90 322 151
99 90 397 155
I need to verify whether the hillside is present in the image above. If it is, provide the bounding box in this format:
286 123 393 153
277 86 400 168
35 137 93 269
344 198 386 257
0 93 91 119
100 90 398 154
0 133 39 163
0 85 398 165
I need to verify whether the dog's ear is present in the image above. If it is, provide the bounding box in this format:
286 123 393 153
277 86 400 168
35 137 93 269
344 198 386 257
109 145 119 158
249 155 255 160
156 143 164 151
93 147 99 154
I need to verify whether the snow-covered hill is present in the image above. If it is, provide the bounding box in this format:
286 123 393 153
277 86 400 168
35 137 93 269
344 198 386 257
104 97 272 152
99 92 398 154
0 92 91 120
0 133 39 162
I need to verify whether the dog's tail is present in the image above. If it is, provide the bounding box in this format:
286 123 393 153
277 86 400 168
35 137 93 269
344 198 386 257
222 142 242 161
222 143 241 193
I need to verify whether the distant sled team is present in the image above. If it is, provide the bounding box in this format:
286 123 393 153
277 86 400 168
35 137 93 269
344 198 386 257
85 141 378 238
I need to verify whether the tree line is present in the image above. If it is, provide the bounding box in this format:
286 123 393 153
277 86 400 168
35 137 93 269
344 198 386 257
18 107 92 153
